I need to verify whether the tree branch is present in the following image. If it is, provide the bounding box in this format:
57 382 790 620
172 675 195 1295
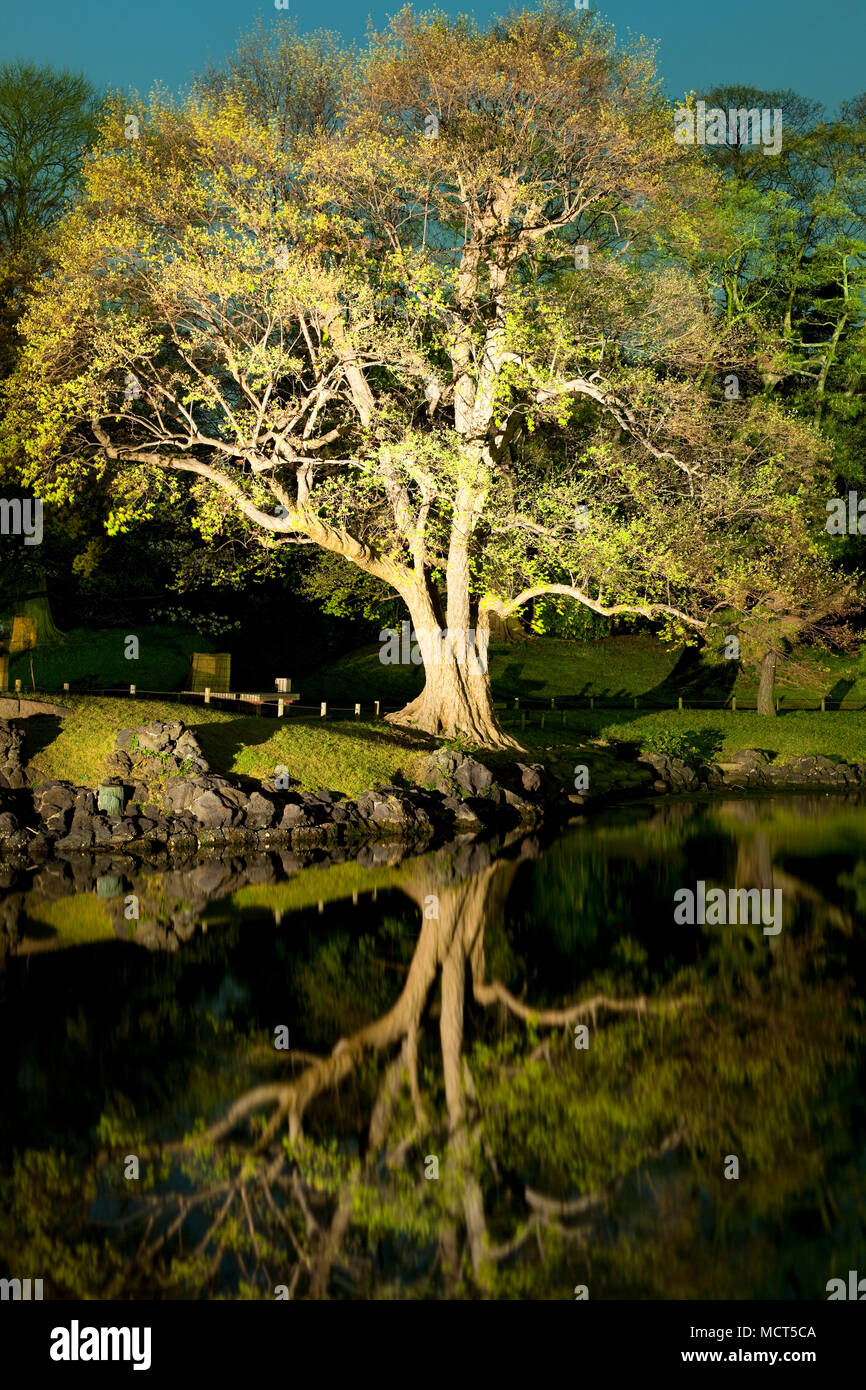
482 584 706 631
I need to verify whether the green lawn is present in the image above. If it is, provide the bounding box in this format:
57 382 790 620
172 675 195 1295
14 624 866 712
505 708 866 768
314 633 866 708
21 696 428 795
18 694 866 795
314 633 680 705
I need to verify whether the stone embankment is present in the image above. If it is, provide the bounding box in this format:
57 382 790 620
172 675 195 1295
1 717 865 859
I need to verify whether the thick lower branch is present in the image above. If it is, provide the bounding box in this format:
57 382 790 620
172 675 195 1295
483 584 706 631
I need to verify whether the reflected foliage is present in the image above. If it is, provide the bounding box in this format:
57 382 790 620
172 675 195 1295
1 800 865 1299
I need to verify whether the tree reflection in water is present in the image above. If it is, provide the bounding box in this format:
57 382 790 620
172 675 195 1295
1 799 864 1299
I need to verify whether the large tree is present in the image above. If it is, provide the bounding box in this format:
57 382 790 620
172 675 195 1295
1 7 845 742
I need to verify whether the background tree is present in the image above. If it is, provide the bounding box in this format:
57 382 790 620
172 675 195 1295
662 85 866 709
0 61 101 377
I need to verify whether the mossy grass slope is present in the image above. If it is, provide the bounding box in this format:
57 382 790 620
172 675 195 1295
16 695 866 795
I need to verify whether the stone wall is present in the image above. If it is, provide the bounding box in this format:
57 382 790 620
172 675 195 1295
3 715 866 860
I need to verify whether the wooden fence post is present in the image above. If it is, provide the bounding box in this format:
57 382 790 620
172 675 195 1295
821 697 826 713
731 696 736 712
540 712 546 729
204 687 210 705
129 684 136 696
374 700 380 718
354 702 361 720
320 702 327 718
277 698 284 717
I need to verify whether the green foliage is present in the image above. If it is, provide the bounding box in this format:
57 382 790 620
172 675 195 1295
531 596 611 641
639 725 723 766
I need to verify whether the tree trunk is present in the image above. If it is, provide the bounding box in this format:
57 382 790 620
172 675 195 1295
757 649 777 717
386 632 518 748
385 589 520 749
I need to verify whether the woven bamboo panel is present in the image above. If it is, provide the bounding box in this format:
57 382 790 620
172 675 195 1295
189 652 231 692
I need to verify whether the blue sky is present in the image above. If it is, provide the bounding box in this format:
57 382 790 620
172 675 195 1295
3 0 862 113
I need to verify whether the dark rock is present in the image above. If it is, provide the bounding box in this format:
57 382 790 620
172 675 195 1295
188 791 234 829
454 758 494 794
246 792 275 828
136 722 172 753
640 753 699 792
92 818 112 846
104 750 133 776
33 781 76 835
0 719 26 790
163 778 198 813
366 795 408 825
418 748 461 791
516 763 544 795
279 801 303 824
57 814 96 850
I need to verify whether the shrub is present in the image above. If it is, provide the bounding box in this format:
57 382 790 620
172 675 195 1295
640 726 722 767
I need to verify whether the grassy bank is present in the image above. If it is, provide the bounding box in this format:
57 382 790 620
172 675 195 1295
16 695 866 794
315 633 866 708
507 709 866 767
21 696 426 794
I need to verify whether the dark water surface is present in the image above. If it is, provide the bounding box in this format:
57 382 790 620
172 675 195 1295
2 792 865 1300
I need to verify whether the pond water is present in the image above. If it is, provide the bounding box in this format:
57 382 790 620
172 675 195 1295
1 792 865 1300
